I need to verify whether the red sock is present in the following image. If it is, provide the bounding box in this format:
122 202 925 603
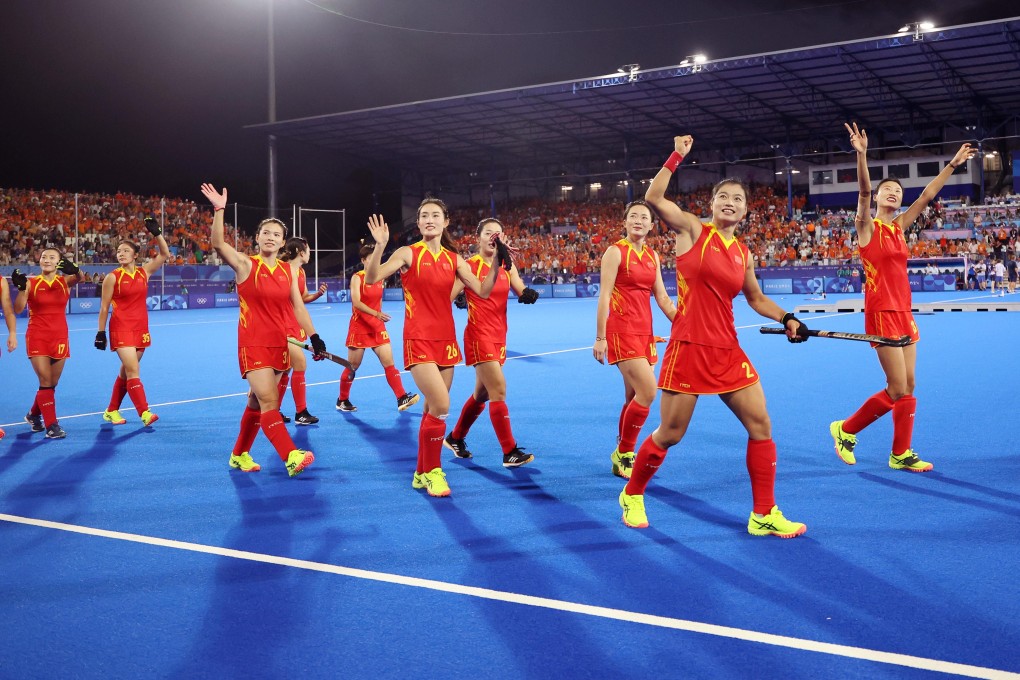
843 389 895 434
30 392 41 417
625 436 668 496
384 365 407 399
339 368 354 400
232 406 261 455
277 372 290 409
37 388 57 427
421 413 447 471
292 371 307 412
451 396 486 439
617 399 632 442
891 395 917 456
618 401 650 454
746 438 777 515
108 376 127 412
125 378 149 416
416 416 427 474
260 410 298 461
488 400 516 453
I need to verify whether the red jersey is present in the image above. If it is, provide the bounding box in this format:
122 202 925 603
861 219 912 313
605 239 657 336
670 225 749 349
349 271 386 335
465 255 510 343
26 275 70 339
109 267 150 333
237 255 294 348
400 242 457 341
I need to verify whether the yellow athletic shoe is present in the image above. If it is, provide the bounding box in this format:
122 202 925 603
619 489 649 528
103 410 127 425
829 420 857 465
229 452 261 472
611 448 635 479
140 410 159 427
748 506 806 538
889 450 933 473
418 468 450 497
286 450 315 477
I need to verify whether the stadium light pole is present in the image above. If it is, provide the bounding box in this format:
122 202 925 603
267 0 278 218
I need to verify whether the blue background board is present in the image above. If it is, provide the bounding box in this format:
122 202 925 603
1 292 1019 679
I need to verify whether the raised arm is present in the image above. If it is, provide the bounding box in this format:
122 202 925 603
1 277 15 352
593 246 621 364
896 143 976 229
645 135 703 247
364 214 411 284
141 217 171 276
201 183 251 280
845 122 874 243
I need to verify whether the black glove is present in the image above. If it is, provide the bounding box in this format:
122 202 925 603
143 217 162 237
310 333 327 360
94 331 107 351
493 238 513 272
781 312 809 343
57 258 80 276
11 269 27 291
454 292 467 309
517 288 539 304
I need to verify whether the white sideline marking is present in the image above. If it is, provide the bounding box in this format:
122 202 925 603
0 513 1016 679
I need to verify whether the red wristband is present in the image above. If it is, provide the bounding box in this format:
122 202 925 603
663 151 684 173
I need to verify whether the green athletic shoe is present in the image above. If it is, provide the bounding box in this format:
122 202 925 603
748 506 806 538
286 450 315 477
229 452 261 472
417 468 450 497
103 410 127 425
611 448 635 479
140 410 159 427
619 489 649 528
830 420 857 465
889 449 933 473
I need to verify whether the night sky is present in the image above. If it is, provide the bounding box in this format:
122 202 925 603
1 0 1014 214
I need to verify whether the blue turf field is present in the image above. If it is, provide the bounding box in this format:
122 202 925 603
1 292 1018 679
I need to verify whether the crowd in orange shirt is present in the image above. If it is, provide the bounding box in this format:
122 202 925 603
0 187 252 266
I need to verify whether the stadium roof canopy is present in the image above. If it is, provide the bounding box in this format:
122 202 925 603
249 17 1020 185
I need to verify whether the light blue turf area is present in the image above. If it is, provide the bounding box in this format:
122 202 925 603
1 291 1018 679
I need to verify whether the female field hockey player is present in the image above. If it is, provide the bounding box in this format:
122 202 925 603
593 200 676 480
201 183 326 477
829 123 975 473
621 134 810 537
446 218 540 468
336 242 419 413
278 236 327 425
364 198 500 497
13 249 86 439
95 217 170 427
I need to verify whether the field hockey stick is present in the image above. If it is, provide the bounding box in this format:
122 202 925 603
758 327 911 347
287 337 354 369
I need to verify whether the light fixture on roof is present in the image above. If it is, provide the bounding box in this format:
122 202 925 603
679 54 707 73
617 64 640 82
897 21 935 41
